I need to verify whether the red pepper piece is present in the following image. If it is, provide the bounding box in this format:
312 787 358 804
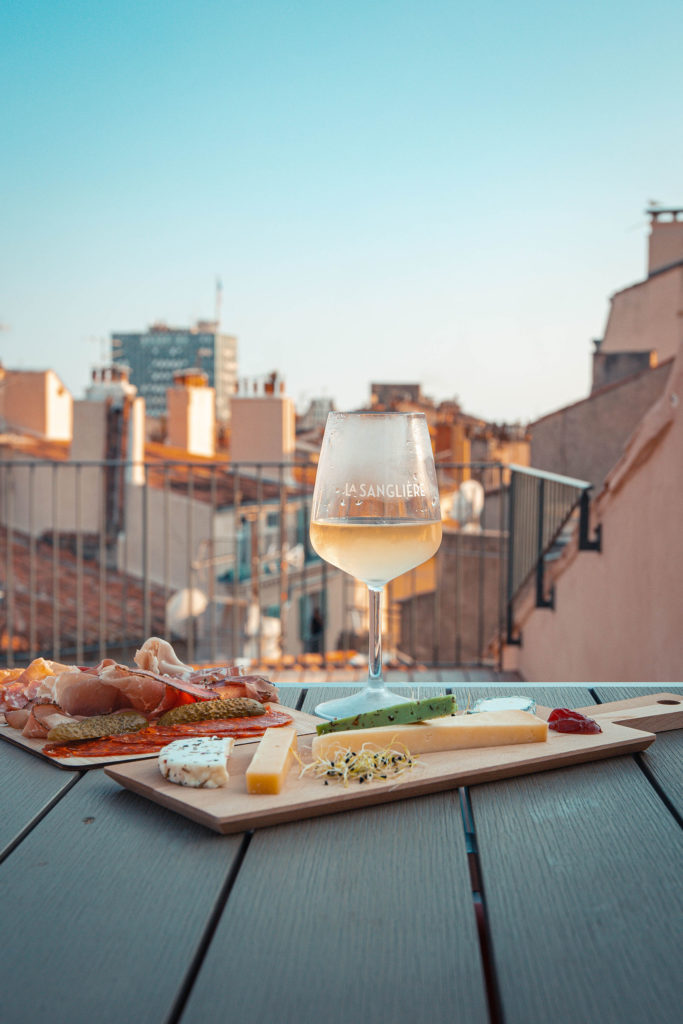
548 707 602 734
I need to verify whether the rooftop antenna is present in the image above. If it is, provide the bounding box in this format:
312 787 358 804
214 277 223 327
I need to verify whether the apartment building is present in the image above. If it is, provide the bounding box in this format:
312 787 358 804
111 320 237 422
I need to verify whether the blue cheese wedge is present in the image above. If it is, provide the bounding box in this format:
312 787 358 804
158 737 235 788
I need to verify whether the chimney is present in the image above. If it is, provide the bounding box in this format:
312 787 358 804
1 369 72 440
166 369 216 457
231 373 295 463
647 208 683 275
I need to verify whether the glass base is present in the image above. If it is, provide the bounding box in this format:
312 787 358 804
314 685 413 721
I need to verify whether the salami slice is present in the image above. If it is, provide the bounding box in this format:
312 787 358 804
44 706 294 759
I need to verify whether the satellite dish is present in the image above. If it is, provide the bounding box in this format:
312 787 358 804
457 479 485 531
166 588 209 638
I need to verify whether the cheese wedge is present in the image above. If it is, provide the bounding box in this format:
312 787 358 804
158 737 234 788
311 709 547 760
246 726 298 794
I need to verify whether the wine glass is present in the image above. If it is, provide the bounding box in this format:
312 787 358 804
310 411 442 719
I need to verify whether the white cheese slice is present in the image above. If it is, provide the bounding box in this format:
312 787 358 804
311 709 548 760
158 737 235 788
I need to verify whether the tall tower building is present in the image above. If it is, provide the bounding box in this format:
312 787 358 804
111 320 237 422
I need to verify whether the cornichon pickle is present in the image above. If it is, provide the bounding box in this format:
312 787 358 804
47 711 148 743
157 697 266 726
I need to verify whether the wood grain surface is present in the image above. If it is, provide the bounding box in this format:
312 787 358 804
104 696 681 835
472 754 683 1024
0 770 242 1024
1 679 681 1024
0 739 80 860
466 685 683 1024
180 792 490 1024
593 685 683 820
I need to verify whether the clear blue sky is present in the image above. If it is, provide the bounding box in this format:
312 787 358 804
1 0 682 423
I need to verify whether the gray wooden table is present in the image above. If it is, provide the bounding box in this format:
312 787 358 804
1 676 681 1024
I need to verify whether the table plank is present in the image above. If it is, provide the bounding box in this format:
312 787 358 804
0 739 80 861
471 753 683 1024
180 794 489 1024
593 686 683 819
0 770 244 1024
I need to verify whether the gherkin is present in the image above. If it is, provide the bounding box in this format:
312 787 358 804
47 711 148 743
158 697 266 726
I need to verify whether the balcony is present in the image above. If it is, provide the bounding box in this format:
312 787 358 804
0 457 594 673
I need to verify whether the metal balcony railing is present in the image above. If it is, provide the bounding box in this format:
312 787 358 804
0 457 598 671
504 465 597 645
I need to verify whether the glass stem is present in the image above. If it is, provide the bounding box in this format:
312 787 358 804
368 586 383 687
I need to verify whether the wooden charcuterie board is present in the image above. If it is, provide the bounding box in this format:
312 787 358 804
105 694 683 834
0 706 321 769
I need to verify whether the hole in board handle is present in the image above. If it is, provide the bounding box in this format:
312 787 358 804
656 699 681 705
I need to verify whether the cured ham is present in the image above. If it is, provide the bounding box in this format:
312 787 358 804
134 636 193 678
0 667 24 684
1 637 279 736
4 708 31 730
135 637 278 703
0 658 78 712
21 704 79 739
191 668 279 705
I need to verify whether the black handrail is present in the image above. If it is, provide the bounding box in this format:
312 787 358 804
505 464 594 645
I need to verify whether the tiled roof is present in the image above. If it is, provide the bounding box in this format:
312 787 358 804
144 445 314 506
0 434 70 461
0 526 166 660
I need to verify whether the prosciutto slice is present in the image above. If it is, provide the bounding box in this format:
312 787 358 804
0 659 78 712
50 661 218 717
22 704 79 739
208 675 279 704
4 707 31 729
135 637 279 704
134 637 192 678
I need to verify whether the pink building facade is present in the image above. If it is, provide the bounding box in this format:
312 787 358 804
514 212 683 682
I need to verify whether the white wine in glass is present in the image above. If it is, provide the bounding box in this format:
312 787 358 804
310 411 442 719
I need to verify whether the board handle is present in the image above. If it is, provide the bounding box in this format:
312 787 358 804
585 693 683 734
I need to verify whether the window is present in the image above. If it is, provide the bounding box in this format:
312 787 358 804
299 591 325 652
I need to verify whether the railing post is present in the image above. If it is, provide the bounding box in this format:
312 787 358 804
506 470 520 644
535 478 554 609
52 464 60 662
497 463 505 671
187 466 195 664
142 473 150 641
232 468 241 660
278 464 288 660
29 464 36 660
4 464 14 667
579 488 602 551
208 467 217 665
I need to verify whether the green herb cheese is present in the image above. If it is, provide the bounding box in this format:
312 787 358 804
316 695 457 735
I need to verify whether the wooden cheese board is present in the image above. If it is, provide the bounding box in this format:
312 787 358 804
0 706 321 769
105 693 683 834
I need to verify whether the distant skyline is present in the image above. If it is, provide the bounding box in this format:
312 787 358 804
1 0 682 423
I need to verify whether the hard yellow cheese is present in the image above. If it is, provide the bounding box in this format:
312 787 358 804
311 709 547 759
246 726 298 794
